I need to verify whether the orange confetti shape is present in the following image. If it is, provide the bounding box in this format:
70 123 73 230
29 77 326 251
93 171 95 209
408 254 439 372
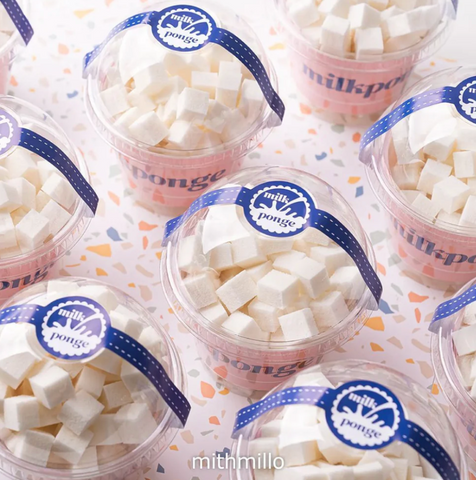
269 27 277 35
415 308 421 323
143 236 149 250
275 150 282 154
408 292 429 303
365 317 384 331
86 244 112 257
201 382 216 399
96 268 108 276
431 383 439 395
128 283 136 288
64 68 71 74
348 176 361 184
406 359 415 364
299 103 312 115
218 388 229 395
376 263 386 276
80 255 86 261
214 366 228 379
10 76 18 87
209 416 220 425
352 132 361 143
169 445 178 451
155 251 162 260
58 44 69 55
139 221 158 231
370 342 384 352
74 9 94 18
269 43 285 50
308 129 317 135
108 191 120 206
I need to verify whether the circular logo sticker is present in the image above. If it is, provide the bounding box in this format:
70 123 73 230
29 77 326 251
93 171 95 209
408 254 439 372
244 181 314 237
456 76 476 124
326 380 403 449
0 108 21 158
37 297 110 361
151 4 216 52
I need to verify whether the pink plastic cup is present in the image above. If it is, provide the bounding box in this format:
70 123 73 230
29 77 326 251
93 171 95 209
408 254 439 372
431 278 476 475
161 166 377 396
0 96 91 299
363 67 476 287
231 360 469 480
273 0 456 124
85 1 279 216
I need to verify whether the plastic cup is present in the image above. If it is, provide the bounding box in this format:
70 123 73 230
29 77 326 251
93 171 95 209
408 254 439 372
85 0 279 216
161 166 377 396
431 278 476 475
0 277 187 480
230 360 468 480
364 67 476 287
273 0 455 125
0 0 29 94
0 96 91 299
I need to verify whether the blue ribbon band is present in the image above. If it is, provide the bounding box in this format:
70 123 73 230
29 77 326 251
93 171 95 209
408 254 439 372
232 384 460 480
163 185 382 306
83 8 285 123
0 0 33 45
20 128 98 216
0 300 191 428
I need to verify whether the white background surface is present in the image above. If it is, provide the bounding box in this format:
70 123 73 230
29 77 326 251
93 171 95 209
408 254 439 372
4 0 476 479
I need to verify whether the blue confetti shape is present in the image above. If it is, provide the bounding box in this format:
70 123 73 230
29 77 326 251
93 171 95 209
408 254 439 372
157 464 165 473
356 186 364 197
106 227 122 242
379 299 393 314
216 447 231 458
67 91 78 99
315 152 327 161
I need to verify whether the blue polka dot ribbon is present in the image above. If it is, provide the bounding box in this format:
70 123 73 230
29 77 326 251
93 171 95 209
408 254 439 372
429 284 476 333
0 0 33 45
0 106 98 216
232 381 461 480
82 6 285 125
0 297 191 428
162 184 383 307
359 74 476 160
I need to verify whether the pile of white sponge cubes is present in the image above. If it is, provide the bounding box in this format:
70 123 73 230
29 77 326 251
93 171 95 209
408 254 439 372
286 0 442 58
250 370 442 480
390 103 476 228
178 222 366 342
100 28 265 151
0 280 167 469
0 147 77 259
452 303 476 400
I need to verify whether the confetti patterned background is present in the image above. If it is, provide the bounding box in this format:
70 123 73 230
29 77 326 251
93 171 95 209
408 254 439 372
4 0 476 478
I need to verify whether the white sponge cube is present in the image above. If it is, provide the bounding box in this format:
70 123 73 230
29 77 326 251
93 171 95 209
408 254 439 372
41 173 76 210
53 426 93 465
222 311 269 341
15 430 55 467
90 414 121 446
128 111 169 146
432 176 471 214
454 151 476 178
216 270 257 313
290 257 330 299
423 134 455 162
416 158 452 195
453 325 476 356
273 251 306 274
330 266 365 301
246 261 273 282
249 298 281 333
15 209 50 250
204 99 231 134
58 391 104 435
310 245 349 275
209 243 234 272
7 178 35 210
348 3 381 29
99 381 132 411
310 291 350 330
411 193 441 220
200 302 229 325
221 108 249 143
355 28 384 58
100 84 130 116
168 120 202 150
258 236 294 256
232 235 266 268
0 212 17 249
4 395 40 431
30 365 75 409
216 61 242 108
460 195 476 227
279 308 319 341
177 87 209 124
391 161 424 190
289 0 321 28
0 180 21 212
257 270 299 309
115 403 157 444
88 349 122 376
239 79 264 121
191 71 218 99
133 63 169 96
183 272 218 309
320 15 351 56
40 199 72 236
75 367 105 399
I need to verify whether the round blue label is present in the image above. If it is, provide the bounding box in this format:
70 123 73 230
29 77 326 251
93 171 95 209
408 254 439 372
150 4 216 52
243 181 314 237
37 297 110 361
455 76 476 124
326 380 404 450
0 108 21 158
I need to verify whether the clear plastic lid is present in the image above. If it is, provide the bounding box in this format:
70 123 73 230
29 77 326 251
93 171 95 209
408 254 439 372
363 66 476 237
162 166 378 351
85 0 279 159
0 278 186 477
231 360 468 480
0 95 91 267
